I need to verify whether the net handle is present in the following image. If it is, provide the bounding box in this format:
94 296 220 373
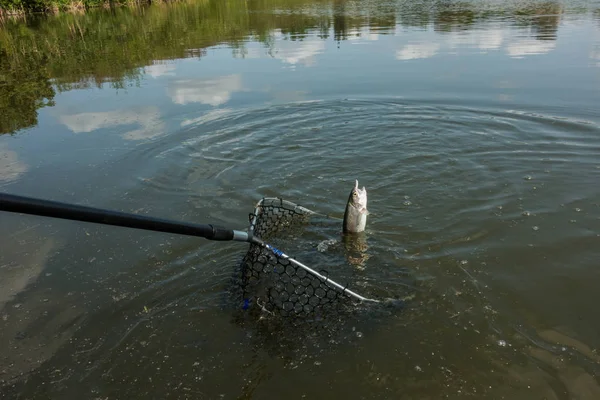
1 193 380 304
0 193 254 244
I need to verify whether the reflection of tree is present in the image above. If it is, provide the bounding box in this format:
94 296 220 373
0 0 582 135
530 14 561 40
333 0 347 42
0 47 55 134
514 2 563 40
432 1 562 39
317 19 331 39
433 4 477 33
332 0 396 44
396 0 431 28
368 13 396 33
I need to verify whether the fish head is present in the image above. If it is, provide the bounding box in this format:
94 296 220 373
348 179 368 212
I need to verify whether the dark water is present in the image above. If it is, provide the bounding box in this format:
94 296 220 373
1 0 600 398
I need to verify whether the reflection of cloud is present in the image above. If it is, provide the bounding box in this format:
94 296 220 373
348 27 379 42
447 29 504 51
0 238 55 310
168 74 242 106
361 27 379 41
367 33 379 41
232 47 263 59
479 30 504 50
0 144 28 183
396 43 440 60
408 27 561 60
592 46 600 67
506 39 556 58
272 39 325 67
144 62 176 78
60 107 165 141
0 232 86 386
181 108 234 127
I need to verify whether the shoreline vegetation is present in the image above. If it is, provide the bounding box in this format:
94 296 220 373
0 0 568 134
0 0 178 18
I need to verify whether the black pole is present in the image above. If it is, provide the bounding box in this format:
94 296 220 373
0 193 237 241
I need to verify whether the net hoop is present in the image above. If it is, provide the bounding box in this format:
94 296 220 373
239 197 378 318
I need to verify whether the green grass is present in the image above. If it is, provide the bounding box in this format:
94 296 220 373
0 0 154 16
0 0 337 133
0 0 569 134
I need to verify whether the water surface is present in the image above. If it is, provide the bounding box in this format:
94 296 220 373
1 0 600 398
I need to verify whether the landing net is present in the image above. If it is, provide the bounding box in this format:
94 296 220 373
238 197 375 318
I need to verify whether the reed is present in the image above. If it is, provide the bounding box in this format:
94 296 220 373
0 0 160 16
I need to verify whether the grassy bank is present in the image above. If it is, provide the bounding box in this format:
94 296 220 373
0 0 567 134
0 0 175 17
0 0 334 133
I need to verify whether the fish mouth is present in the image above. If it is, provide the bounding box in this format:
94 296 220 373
351 179 368 210
354 179 366 195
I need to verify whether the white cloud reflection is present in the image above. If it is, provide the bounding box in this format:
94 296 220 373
447 29 504 51
144 62 177 78
0 144 28 183
396 43 440 60
348 27 380 42
232 47 263 59
232 33 325 67
367 33 379 41
271 39 325 67
506 39 556 58
60 107 166 141
591 46 600 67
396 27 558 61
168 74 242 106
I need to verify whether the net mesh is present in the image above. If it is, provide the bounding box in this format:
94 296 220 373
238 197 366 318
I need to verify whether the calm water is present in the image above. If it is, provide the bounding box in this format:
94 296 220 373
1 0 600 398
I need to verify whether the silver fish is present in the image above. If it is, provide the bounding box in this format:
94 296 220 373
343 179 368 233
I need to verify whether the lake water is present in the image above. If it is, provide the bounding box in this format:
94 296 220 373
1 0 600 398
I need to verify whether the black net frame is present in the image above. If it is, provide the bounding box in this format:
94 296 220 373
238 197 375 319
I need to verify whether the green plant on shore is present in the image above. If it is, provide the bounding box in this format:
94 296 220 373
0 0 568 135
0 0 150 15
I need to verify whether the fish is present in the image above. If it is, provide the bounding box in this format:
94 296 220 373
343 179 368 233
